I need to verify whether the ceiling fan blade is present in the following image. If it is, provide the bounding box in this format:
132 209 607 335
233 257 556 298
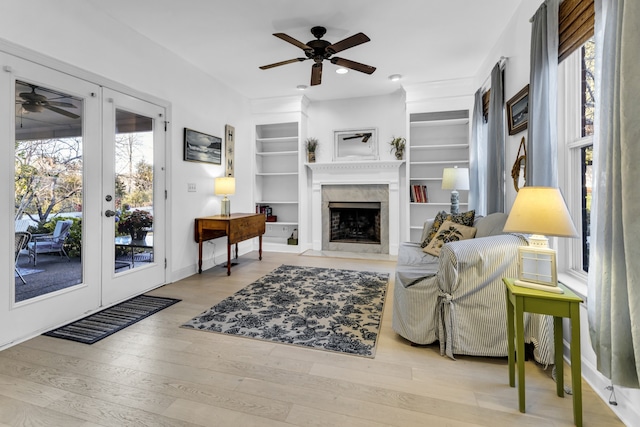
44 104 80 119
327 33 370 54
331 57 376 74
273 33 312 51
259 58 307 70
311 62 322 86
47 101 77 108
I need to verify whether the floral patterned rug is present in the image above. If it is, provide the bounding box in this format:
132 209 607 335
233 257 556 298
182 264 389 357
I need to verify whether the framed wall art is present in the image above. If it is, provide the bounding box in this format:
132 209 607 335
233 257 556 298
225 124 235 176
333 128 378 161
183 128 222 165
506 84 529 135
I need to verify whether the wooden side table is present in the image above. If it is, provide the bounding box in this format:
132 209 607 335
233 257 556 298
502 277 584 426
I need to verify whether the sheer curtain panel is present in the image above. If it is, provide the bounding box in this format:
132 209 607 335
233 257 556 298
526 0 560 187
469 88 486 215
588 0 640 389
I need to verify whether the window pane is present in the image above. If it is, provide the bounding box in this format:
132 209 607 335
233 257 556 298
15 80 83 301
581 38 595 137
581 145 593 272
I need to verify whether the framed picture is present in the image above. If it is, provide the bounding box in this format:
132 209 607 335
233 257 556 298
225 124 235 176
333 128 378 161
506 84 529 135
183 128 222 164
517 246 557 287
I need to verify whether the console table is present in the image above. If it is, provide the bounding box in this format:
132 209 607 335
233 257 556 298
503 277 583 426
194 213 265 275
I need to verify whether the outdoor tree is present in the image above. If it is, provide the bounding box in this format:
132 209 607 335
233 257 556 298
15 137 83 227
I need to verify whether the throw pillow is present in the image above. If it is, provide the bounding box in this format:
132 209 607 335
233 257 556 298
420 209 476 248
423 220 477 257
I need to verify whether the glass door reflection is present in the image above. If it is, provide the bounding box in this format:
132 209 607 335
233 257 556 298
14 80 83 302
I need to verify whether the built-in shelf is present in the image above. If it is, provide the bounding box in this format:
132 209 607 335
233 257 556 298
254 121 301 251
407 109 470 242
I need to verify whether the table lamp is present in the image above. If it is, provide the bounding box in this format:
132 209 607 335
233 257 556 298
441 166 469 214
503 186 578 293
215 177 235 216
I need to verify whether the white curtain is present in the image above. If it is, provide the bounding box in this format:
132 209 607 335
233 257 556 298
469 89 486 215
486 63 505 214
526 0 559 187
588 0 640 389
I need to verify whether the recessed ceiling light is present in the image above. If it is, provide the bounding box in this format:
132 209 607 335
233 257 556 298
296 85 308 90
336 68 349 74
388 74 402 82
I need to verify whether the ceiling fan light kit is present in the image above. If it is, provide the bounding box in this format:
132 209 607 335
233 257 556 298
260 26 376 86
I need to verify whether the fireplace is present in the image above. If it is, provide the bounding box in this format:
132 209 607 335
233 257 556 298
321 184 389 253
307 161 402 255
329 202 381 244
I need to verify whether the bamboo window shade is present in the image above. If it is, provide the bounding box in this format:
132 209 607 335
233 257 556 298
558 0 594 62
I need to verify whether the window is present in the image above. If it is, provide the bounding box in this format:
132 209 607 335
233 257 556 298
558 37 595 278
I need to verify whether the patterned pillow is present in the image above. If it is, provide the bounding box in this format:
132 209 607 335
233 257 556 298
420 210 476 248
423 220 477 257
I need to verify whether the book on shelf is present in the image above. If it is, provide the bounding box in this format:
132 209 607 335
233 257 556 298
410 184 429 203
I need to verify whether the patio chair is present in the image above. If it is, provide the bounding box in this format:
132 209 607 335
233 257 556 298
15 231 31 284
27 220 73 266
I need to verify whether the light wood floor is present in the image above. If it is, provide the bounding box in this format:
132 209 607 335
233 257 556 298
0 252 624 426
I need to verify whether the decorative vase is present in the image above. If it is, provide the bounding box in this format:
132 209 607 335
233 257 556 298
308 151 316 163
395 150 404 160
131 229 147 240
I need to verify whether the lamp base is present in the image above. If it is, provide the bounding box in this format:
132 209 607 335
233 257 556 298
221 197 231 216
450 190 459 214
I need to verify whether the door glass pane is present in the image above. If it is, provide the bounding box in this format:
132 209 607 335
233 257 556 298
14 80 83 302
113 109 154 272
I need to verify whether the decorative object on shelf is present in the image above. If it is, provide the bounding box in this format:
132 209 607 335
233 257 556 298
184 128 222 165
288 228 298 245
225 124 235 177
511 136 527 192
117 208 153 240
506 84 529 135
503 186 578 293
215 176 235 216
334 128 378 161
305 137 318 163
389 136 406 160
441 166 470 214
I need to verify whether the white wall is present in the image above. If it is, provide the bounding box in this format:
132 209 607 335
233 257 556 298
477 1 640 425
0 1 252 282
307 90 407 163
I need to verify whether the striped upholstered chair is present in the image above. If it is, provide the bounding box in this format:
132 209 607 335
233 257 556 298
392 213 554 366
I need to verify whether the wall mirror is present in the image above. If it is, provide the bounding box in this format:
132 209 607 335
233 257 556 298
333 128 378 161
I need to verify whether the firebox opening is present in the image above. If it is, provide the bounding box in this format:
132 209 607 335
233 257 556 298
329 202 381 244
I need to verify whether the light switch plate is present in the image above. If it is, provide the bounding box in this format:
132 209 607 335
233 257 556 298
187 183 196 192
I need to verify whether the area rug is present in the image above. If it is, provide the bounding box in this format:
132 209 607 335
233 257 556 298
43 294 180 344
182 265 389 357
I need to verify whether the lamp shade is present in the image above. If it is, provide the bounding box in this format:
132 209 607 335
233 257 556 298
441 167 470 190
503 186 578 237
214 177 235 196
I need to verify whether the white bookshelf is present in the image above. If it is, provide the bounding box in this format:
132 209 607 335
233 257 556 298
408 110 470 242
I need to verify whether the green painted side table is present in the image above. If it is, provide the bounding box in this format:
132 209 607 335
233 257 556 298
503 277 584 426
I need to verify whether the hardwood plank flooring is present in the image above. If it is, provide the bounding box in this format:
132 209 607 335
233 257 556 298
0 252 624 426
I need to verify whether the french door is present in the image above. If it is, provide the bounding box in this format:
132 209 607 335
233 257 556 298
101 88 166 305
0 54 166 347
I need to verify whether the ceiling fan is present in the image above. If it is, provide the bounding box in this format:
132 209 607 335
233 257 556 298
16 85 80 119
343 132 372 143
259 26 376 86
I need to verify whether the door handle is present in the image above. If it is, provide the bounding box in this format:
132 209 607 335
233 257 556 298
105 209 116 217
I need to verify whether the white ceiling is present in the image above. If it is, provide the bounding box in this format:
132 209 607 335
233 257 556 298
90 1 521 102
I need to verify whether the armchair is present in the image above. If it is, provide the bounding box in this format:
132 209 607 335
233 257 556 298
27 220 73 266
392 213 555 366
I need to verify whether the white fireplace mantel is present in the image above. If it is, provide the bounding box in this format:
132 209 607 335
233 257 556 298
306 160 404 255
